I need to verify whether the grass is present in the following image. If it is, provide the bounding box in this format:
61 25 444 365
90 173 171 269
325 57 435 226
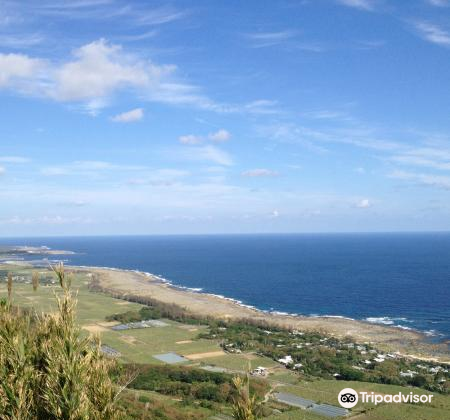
0 263 120 419
265 409 329 420
100 328 218 364
0 267 232 365
276 379 450 420
204 354 280 372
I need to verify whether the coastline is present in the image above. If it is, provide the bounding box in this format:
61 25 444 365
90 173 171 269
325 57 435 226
71 264 450 364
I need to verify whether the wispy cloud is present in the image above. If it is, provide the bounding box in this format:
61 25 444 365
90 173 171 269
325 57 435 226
117 30 158 42
242 169 279 177
0 156 30 163
41 160 145 176
0 215 93 225
127 169 190 186
111 107 143 123
179 129 231 145
29 1 186 26
389 147 450 171
356 198 371 208
245 30 297 48
132 7 187 26
179 134 202 145
427 0 449 7
0 33 44 49
389 170 450 190
336 0 378 11
243 100 281 115
175 145 234 166
413 21 450 47
208 129 231 143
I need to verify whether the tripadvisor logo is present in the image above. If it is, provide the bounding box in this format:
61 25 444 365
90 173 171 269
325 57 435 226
338 388 358 408
338 388 434 408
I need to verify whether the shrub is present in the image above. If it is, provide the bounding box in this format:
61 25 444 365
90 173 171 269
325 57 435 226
0 263 121 420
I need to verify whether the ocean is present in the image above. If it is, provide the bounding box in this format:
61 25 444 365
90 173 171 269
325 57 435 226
1 233 450 342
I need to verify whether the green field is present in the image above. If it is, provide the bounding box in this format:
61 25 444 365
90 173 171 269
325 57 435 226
0 266 281 370
275 379 450 420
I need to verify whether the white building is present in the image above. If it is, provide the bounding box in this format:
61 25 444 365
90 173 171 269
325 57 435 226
278 355 293 365
251 367 268 376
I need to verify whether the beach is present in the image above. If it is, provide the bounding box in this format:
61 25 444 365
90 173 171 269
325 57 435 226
76 265 450 363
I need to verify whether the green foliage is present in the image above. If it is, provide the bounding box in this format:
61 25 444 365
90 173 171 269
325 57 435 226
129 364 234 403
201 321 449 394
128 364 268 406
105 302 205 325
231 374 260 420
118 392 209 420
0 263 121 420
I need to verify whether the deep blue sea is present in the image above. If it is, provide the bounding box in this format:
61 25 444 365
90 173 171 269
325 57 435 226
1 234 450 342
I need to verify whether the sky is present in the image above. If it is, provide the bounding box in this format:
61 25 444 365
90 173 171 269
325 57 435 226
1 0 450 236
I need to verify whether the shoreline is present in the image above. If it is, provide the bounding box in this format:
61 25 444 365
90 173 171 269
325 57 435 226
70 264 450 363
78 265 444 339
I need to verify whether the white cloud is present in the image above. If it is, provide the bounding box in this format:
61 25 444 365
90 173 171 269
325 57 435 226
127 169 190 186
390 170 450 190
0 215 93 225
0 53 45 88
196 146 233 166
177 145 233 166
0 39 220 112
390 154 450 171
111 107 144 122
270 209 280 218
0 166 5 175
30 2 186 26
244 100 280 115
389 146 450 171
336 0 377 11
179 134 202 145
0 33 44 49
242 169 279 177
355 167 366 174
0 39 282 115
41 160 145 176
356 198 371 208
52 40 154 102
208 129 231 143
245 30 297 48
413 21 450 46
179 129 231 145
427 0 449 6
0 156 30 163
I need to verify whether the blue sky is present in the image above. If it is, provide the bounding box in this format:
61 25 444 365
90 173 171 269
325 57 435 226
1 0 450 235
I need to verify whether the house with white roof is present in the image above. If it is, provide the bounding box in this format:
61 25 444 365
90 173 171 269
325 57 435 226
278 355 293 365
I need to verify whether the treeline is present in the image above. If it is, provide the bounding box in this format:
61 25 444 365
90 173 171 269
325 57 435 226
127 365 268 405
106 304 204 325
